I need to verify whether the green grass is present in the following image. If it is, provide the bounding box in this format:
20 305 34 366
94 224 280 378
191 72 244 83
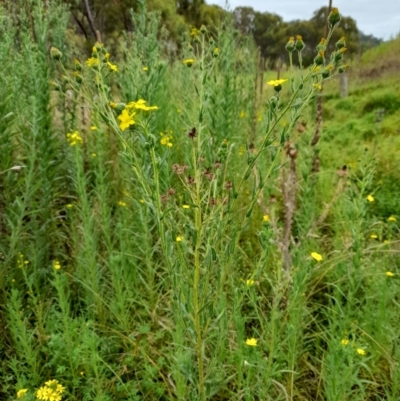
0 2 399 401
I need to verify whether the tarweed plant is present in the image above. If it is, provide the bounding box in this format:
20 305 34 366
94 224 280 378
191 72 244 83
1 2 399 401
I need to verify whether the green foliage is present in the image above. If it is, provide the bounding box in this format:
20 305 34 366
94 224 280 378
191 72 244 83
0 2 399 401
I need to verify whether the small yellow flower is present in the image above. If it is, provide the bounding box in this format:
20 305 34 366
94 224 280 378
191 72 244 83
86 57 99 67
91 153 97 158
370 234 378 239
66 131 83 146
80 371 84 376
246 279 255 286
246 338 257 346
183 58 195 67
107 62 118 72
142 66 149 71
311 252 323 262
127 99 158 111
239 111 245 118
66 204 73 209
53 260 61 270
356 348 366 356
176 236 183 242
190 28 200 37
16 389 28 398
109 101 117 109
267 79 288 87
366 194 374 202
118 109 136 131
263 215 269 223
182 205 190 209
341 339 349 345
388 215 397 222
386 271 395 277
90 126 98 131
118 201 127 207
312 83 322 90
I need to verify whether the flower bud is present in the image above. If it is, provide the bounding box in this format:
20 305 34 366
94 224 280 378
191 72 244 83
338 64 349 73
316 38 326 52
331 47 347 63
115 103 126 112
213 47 219 58
50 47 62 61
295 35 305 51
328 7 341 28
285 37 295 52
74 59 82 71
74 71 83 84
335 37 346 50
50 80 61 91
200 25 207 34
314 51 325 66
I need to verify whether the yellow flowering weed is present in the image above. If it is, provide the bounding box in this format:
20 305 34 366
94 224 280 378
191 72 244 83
311 252 323 262
246 338 257 346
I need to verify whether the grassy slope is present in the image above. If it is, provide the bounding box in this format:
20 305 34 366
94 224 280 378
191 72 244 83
321 37 400 217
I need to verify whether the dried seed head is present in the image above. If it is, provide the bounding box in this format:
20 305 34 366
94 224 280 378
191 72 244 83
187 127 197 139
167 188 176 196
225 180 233 190
187 175 195 185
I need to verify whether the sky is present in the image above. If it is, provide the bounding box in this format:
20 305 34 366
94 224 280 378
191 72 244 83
205 0 400 40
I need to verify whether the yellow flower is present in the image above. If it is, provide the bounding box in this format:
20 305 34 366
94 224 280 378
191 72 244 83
246 338 257 346
366 194 374 202
118 109 136 131
160 133 173 147
91 153 97 158
16 389 28 398
312 83 322 90
176 236 183 242
90 126 97 131
182 205 190 209
356 348 366 356
86 57 99 67
267 79 288 87
239 111 245 118
53 260 61 270
66 204 73 209
311 252 323 262
66 131 83 146
107 62 118 72
127 99 158 111
370 234 378 239
109 101 117 109
386 271 395 277
246 279 255 286
118 201 127 207
142 66 149 71
183 58 195 67
263 215 269 223
190 28 200 37
388 215 397 222
341 339 349 345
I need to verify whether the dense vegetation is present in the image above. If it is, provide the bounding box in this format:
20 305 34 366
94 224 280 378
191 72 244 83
0 1 399 401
